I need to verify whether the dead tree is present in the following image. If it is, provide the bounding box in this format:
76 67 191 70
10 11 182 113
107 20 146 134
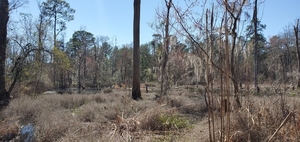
160 0 172 96
132 0 142 100
0 0 9 107
223 0 247 108
224 1 231 140
205 5 216 142
294 19 300 88
253 0 259 92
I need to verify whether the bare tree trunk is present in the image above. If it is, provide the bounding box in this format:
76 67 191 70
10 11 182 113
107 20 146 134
253 0 259 93
224 0 246 108
84 48 87 79
205 9 212 142
0 0 9 107
219 15 225 142
286 45 292 72
224 7 231 141
230 16 242 108
294 19 300 88
53 9 57 89
132 0 142 100
206 6 216 141
53 4 58 47
160 0 172 97
37 14 44 64
94 46 99 89
209 6 216 141
78 59 82 93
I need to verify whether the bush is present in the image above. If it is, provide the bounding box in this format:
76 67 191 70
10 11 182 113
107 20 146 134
93 95 106 103
59 95 88 110
139 108 190 131
158 114 190 130
229 95 300 142
77 108 95 122
103 88 113 93
35 109 72 142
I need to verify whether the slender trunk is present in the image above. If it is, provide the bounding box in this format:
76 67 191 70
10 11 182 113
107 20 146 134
253 0 259 92
132 0 142 100
286 45 292 72
219 15 225 142
224 4 231 140
206 7 216 141
160 0 172 96
78 58 81 93
94 47 99 88
294 19 300 88
231 32 241 107
37 15 44 63
84 49 87 79
205 9 212 142
225 0 246 108
53 6 57 89
0 0 9 106
209 6 215 141
54 10 57 47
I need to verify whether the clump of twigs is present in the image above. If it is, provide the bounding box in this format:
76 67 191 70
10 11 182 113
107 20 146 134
108 113 140 142
230 95 300 142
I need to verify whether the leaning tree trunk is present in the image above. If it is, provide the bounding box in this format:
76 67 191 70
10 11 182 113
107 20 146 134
0 0 9 107
132 0 142 100
294 19 300 88
225 0 246 108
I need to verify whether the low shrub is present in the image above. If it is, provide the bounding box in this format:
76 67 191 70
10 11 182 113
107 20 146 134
158 114 190 130
139 107 190 131
93 95 106 103
35 109 73 142
59 95 88 110
103 88 113 93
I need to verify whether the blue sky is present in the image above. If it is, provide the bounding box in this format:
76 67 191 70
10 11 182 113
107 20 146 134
10 0 300 46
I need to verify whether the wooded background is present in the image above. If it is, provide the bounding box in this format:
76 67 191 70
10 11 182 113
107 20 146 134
0 0 299 100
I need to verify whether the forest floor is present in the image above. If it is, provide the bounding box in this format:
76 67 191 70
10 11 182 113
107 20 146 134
1 84 300 141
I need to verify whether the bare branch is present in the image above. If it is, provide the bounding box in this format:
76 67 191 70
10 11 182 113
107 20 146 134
9 0 28 11
172 2 232 79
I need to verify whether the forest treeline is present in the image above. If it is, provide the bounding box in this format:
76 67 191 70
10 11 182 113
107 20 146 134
0 0 299 102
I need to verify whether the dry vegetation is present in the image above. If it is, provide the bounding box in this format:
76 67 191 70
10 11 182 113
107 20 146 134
0 86 300 141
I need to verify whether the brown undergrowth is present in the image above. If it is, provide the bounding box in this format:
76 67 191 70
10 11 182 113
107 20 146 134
229 90 300 142
0 88 205 141
1 86 300 141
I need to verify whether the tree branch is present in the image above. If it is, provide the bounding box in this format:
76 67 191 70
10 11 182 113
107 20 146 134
172 2 233 79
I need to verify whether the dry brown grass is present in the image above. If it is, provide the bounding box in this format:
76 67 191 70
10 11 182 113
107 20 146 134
229 92 300 142
1 86 300 141
0 117 20 141
0 89 197 141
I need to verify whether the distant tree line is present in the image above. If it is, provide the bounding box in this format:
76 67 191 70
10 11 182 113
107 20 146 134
0 0 299 108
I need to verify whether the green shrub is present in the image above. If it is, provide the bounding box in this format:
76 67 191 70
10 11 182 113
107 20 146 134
158 114 189 130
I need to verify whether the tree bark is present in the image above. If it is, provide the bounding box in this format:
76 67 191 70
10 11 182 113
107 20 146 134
294 19 300 88
253 0 259 92
132 0 142 100
160 0 172 96
0 0 10 106
78 55 83 93
224 3 231 140
225 0 246 108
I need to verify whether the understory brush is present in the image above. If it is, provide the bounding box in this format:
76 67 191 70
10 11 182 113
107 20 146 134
230 94 300 141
